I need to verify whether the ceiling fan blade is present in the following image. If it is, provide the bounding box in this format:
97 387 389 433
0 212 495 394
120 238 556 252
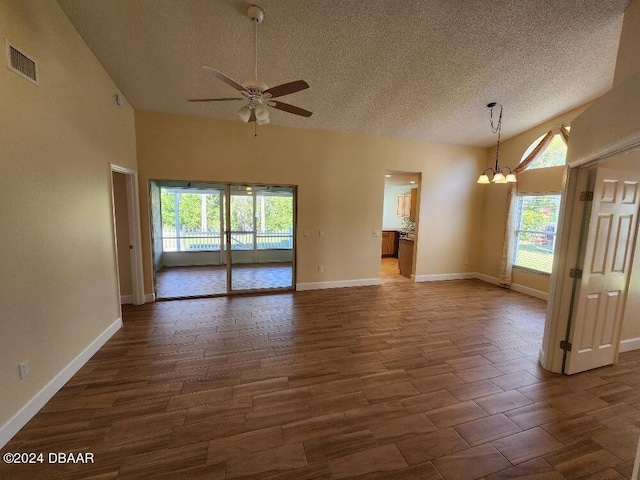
188 97 244 102
264 80 310 98
269 101 313 117
203 66 249 93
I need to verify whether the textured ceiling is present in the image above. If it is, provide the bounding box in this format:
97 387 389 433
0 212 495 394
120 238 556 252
58 0 629 147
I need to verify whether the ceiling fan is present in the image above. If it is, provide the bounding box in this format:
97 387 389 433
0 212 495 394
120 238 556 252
188 5 312 126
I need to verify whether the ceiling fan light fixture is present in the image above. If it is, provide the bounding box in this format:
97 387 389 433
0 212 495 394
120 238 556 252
254 103 269 121
189 4 312 131
238 105 251 122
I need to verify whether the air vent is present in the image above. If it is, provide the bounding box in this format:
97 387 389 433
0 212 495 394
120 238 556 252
6 41 38 85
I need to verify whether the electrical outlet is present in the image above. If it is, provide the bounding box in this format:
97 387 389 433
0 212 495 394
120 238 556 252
319 230 325 237
303 229 310 237
372 230 380 237
18 360 29 379
318 266 324 273
465 258 469 265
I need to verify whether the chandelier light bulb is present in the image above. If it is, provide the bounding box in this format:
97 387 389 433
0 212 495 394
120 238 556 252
477 174 490 184
505 173 517 183
492 172 506 183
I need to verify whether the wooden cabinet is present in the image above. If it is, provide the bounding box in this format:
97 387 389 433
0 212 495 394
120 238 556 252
396 188 418 220
409 188 418 222
381 230 399 257
398 238 414 278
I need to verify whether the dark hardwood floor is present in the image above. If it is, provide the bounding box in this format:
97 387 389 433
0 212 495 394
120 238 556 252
2 279 639 479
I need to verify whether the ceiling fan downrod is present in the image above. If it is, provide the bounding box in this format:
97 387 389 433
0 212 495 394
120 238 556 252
247 5 264 82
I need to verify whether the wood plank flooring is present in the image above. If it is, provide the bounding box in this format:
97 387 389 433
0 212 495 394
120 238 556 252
2 279 640 479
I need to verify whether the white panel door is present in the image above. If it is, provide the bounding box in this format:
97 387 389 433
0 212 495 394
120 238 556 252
565 167 640 374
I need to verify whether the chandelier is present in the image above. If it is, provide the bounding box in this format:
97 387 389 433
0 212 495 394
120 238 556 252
477 102 517 184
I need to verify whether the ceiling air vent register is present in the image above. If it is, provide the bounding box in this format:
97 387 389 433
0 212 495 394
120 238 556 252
6 41 38 85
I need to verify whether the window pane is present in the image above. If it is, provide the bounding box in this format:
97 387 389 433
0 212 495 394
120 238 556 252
160 188 223 252
255 193 293 249
230 194 254 250
521 134 567 170
514 195 561 274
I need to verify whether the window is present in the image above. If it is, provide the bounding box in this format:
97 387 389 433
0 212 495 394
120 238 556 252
160 188 223 252
160 187 294 252
520 131 568 170
255 194 294 249
513 195 561 274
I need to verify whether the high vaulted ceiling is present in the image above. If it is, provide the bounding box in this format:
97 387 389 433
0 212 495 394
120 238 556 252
58 0 629 147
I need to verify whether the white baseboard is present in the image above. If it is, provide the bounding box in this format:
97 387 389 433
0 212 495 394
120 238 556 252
511 283 548 301
474 273 499 285
144 293 156 303
413 272 476 282
120 294 133 305
296 278 381 291
0 318 122 449
472 273 547 300
620 337 640 353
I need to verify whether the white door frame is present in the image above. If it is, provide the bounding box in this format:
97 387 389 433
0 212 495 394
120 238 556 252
541 132 640 373
110 164 145 305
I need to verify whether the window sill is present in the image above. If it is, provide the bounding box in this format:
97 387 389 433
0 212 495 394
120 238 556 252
513 265 551 277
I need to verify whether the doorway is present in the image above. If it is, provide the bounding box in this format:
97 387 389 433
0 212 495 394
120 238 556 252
543 149 640 374
150 180 296 299
110 165 145 306
381 171 420 283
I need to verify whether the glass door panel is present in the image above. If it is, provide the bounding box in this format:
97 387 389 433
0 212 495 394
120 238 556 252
227 184 295 293
155 181 227 299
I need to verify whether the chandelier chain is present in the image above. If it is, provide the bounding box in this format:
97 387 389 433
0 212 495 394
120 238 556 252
490 105 503 168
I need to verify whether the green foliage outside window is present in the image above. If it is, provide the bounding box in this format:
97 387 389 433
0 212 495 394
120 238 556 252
514 195 561 274
522 133 568 169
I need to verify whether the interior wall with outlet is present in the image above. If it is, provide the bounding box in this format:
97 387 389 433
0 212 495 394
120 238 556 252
135 111 486 290
0 0 137 432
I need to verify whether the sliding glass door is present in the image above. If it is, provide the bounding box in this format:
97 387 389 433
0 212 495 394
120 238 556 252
227 184 295 293
153 180 295 299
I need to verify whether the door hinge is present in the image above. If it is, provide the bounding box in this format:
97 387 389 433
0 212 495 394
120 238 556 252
569 268 583 279
580 191 594 201
560 340 572 351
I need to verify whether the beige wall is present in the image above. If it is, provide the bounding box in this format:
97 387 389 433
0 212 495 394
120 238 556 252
478 105 590 292
614 0 640 87
0 0 137 429
135 111 485 292
112 172 133 298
